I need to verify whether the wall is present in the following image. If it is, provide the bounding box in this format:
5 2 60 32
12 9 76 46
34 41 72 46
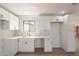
34 16 50 48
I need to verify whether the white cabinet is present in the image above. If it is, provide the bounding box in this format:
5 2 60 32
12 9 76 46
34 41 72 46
19 38 34 52
8 13 19 30
3 39 17 56
44 39 52 52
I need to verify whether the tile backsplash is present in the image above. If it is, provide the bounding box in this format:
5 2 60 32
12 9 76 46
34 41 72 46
0 30 14 39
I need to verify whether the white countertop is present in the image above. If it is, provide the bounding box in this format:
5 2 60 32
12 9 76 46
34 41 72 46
6 36 22 39
7 36 48 39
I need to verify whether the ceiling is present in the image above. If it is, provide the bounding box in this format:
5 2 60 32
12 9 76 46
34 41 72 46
0 3 79 16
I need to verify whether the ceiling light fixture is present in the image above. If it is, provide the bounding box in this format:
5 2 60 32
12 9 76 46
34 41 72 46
61 11 65 14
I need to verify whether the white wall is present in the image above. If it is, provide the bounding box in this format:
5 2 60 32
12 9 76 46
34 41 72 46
36 16 51 48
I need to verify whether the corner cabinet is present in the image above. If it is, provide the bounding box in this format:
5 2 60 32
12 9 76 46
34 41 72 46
18 38 34 52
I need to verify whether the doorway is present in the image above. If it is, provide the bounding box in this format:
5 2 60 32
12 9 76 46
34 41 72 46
50 22 62 48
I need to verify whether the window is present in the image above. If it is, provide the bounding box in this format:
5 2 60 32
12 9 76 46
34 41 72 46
23 20 35 32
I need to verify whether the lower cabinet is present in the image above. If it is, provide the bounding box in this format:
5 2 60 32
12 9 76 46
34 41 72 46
18 38 34 52
0 38 52 56
3 39 17 56
44 39 52 52
0 39 3 56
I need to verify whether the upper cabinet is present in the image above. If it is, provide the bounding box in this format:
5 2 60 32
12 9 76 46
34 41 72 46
8 13 19 30
0 7 19 30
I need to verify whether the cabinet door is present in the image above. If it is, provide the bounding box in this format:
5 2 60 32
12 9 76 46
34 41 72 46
44 39 52 52
19 39 34 52
8 13 19 30
3 39 17 56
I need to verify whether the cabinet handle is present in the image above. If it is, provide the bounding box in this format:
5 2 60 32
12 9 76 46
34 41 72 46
25 42 27 44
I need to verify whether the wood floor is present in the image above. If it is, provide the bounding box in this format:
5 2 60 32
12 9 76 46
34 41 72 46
16 48 78 56
16 36 79 56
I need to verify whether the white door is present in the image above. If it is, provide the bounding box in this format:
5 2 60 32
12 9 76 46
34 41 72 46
19 38 34 52
50 22 61 48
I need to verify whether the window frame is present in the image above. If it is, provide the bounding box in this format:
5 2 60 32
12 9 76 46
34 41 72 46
23 20 36 32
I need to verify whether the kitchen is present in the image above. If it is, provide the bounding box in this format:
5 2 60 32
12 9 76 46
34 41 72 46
0 3 76 56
